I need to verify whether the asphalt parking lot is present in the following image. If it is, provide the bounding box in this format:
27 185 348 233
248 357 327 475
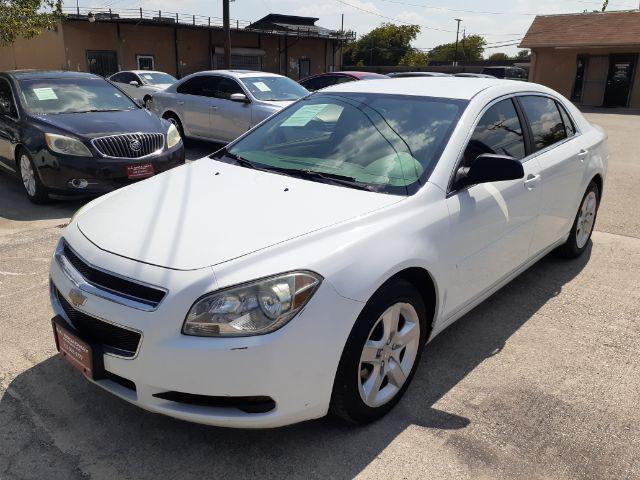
1 114 639 480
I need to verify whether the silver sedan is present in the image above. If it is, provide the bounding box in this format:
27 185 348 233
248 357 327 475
149 70 309 143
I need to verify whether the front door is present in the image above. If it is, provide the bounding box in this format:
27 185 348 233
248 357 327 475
444 98 542 318
603 54 637 107
0 78 19 171
208 76 252 142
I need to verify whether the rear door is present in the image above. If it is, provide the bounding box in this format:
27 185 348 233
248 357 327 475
0 78 19 170
445 97 542 317
175 76 218 138
519 95 586 255
208 76 252 142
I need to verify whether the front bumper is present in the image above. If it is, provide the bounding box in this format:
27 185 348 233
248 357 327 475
49 228 363 428
35 144 185 195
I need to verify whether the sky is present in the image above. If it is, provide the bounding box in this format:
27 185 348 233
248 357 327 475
66 0 638 56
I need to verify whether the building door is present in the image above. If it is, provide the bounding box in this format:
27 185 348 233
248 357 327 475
603 54 637 107
86 51 118 77
299 58 311 79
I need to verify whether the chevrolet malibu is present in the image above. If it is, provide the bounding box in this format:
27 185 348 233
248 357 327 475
50 78 607 428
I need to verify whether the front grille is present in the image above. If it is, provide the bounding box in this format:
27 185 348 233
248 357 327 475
92 133 164 158
62 242 165 308
56 288 141 357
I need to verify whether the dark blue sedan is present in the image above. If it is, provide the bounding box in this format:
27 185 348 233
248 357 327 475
0 70 185 204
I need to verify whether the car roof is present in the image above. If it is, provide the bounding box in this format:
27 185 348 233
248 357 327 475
124 70 172 75
190 70 283 79
321 76 540 100
4 70 100 80
389 72 451 77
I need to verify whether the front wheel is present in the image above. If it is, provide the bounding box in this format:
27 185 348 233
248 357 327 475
163 113 184 139
18 150 49 204
557 181 600 258
330 279 427 424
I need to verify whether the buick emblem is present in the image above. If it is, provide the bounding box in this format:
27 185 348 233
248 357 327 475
69 288 87 308
129 139 142 152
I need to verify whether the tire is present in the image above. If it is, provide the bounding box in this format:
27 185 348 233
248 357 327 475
17 149 50 204
163 113 184 139
330 279 428 424
557 181 600 259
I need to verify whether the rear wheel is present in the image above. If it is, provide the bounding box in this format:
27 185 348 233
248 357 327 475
163 113 184 139
18 150 49 204
330 279 427 424
557 181 600 258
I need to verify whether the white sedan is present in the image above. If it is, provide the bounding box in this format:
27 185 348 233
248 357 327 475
108 70 177 107
149 70 309 143
49 77 606 428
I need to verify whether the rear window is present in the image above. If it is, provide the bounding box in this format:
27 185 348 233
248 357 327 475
519 96 567 151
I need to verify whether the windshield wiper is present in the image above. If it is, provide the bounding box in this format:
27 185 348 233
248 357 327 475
67 108 127 114
214 148 261 170
264 166 371 191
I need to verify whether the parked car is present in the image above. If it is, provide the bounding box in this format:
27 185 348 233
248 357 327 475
387 71 452 78
150 70 309 143
50 77 606 428
109 70 177 107
480 66 528 80
299 71 388 91
454 72 497 78
0 70 184 203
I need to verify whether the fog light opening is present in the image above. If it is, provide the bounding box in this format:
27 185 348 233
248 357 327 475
68 178 89 189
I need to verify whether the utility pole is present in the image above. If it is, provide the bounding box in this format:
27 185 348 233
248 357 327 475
223 0 231 69
454 18 462 66
461 28 466 62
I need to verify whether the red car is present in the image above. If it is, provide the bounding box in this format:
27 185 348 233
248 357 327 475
299 71 388 92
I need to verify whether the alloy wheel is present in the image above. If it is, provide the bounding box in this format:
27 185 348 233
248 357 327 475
20 154 36 197
358 302 421 407
576 191 597 248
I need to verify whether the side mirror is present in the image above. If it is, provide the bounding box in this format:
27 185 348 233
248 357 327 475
230 93 249 103
129 80 140 87
455 154 524 189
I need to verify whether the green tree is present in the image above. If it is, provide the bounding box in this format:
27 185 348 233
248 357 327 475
343 23 422 66
398 49 429 67
514 49 530 60
428 34 486 62
488 52 509 61
0 0 62 45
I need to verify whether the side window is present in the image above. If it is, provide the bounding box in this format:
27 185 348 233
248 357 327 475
462 98 525 167
333 76 355 85
210 77 243 100
110 73 123 83
0 79 17 117
176 76 209 96
557 102 576 137
519 95 567 151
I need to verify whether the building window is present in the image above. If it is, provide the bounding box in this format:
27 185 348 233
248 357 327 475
214 54 262 70
86 51 118 77
137 55 155 70
299 58 311 79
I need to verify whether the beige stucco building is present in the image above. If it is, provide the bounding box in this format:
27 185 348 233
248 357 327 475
0 12 348 79
522 10 640 108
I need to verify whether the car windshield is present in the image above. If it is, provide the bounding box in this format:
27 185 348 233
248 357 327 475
139 72 177 85
18 77 138 115
223 93 466 195
240 76 309 101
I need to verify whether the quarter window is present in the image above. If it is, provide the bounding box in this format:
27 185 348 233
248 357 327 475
519 96 567 151
557 102 576 137
462 98 525 167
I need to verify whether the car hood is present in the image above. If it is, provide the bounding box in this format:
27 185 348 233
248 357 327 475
77 159 402 270
258 99 295 109
31 109 165 138
146 83 172 90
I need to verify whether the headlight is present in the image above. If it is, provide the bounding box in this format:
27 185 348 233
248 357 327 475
166 123 181 149
45 133 92 157
183 271 322 337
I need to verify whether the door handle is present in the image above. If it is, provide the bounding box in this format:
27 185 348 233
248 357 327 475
177 101 185 106
524 174 541 190
577 149 588 162
210 105 218 111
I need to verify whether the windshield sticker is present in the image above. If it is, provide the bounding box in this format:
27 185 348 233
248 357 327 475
33 87 58 101
143 74 153 80
253 81 271 92
281 104 328 127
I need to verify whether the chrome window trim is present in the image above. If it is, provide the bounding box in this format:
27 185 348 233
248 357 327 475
55 239 168 312
90 131 166 160
447 91 583 195
50 279 144 360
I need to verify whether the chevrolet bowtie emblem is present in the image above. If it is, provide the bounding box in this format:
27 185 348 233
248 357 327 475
69 288 87 308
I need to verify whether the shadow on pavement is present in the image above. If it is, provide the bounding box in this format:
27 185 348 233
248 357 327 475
0 246 591 479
